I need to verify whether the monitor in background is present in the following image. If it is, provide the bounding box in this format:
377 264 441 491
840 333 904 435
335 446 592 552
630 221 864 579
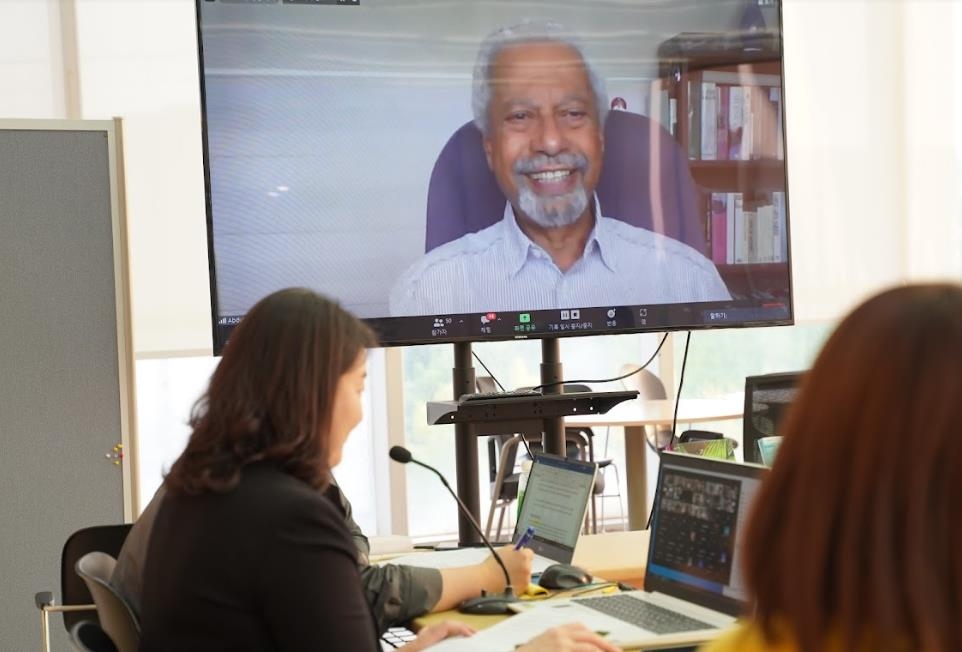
195 0 792 351
743 370 805 463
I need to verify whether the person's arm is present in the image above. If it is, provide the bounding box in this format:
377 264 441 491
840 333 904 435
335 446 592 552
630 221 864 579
327 481 370 560
360 563 443 633
334 483 531 628
359 545 532 631
432 546 533 612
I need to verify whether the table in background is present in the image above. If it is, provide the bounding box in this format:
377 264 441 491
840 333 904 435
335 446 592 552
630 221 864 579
566 397 743 530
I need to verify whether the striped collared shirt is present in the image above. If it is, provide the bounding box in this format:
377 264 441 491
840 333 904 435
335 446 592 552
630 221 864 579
389 200 730 316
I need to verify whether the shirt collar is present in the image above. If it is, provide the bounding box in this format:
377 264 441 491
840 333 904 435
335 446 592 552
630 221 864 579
501 195 616 275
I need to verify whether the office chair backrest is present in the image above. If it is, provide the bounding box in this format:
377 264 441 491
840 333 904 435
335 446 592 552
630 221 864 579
69 621 119 652
621 365 668 401
425 110 707 255
621 365 672 450
75 552 140 652
60 524 133 632
743 370 805 463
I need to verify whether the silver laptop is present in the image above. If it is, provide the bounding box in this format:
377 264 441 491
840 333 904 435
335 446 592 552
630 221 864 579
512 453 596 571
507 452 767 649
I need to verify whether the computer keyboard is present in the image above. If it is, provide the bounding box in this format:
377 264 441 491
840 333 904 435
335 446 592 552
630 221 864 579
574 594 713 635
381 626 417 649
459 389 542 402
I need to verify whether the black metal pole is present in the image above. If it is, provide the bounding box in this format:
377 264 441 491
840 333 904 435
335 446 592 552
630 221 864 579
452 341 480 545
540 337 565 456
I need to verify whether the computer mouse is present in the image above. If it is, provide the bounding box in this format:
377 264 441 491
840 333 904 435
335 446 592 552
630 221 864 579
538 563 593 590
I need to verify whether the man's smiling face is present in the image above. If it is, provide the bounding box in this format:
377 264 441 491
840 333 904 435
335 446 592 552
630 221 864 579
483 40 604 229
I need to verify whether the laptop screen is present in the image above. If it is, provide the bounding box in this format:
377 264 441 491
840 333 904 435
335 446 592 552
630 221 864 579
645 453 767 616
513 454 596 563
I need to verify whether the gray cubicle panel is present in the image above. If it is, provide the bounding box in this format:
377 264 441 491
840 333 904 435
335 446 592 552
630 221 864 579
0 119 136 651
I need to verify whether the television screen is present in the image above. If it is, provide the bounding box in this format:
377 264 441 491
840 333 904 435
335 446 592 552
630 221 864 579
196 0 792 350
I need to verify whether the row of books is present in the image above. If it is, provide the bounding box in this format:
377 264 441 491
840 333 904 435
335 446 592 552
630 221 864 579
708 191 787 265
688 71 784 162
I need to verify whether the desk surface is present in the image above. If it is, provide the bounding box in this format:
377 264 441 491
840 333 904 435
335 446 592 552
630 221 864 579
414 530 650 627
414 531 713 650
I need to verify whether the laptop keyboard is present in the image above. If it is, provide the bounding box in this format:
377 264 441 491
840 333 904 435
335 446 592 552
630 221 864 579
574 594 714 635
381 626 417 649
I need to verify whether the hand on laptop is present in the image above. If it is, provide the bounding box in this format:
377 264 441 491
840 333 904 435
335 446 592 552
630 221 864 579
483 545 533 593
518 623 621 651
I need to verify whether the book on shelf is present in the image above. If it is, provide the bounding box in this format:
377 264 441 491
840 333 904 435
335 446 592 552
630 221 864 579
773 191 787 261
710 193 727 263
700 81 717 160
715 85 729 161
688 79 701 160
682 70 783 162
707 192 786 265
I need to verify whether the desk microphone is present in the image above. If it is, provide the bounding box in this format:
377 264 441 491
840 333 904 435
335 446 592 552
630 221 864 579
388 445 519 614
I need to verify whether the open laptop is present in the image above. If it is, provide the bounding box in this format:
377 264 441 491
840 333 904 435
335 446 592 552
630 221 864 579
386 453 595 574
501 452 767 649
512 453 597 573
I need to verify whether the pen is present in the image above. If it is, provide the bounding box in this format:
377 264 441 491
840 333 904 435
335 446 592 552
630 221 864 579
514 526 535 550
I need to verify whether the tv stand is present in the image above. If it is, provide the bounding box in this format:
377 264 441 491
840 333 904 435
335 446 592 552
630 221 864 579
444 339 636 545
451 342 478 546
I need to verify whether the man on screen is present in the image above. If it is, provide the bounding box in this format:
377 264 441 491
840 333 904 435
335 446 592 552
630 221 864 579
389 20 730 316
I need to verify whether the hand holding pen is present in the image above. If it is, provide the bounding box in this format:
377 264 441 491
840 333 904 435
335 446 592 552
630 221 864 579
494 527 535 593
514 526 535 550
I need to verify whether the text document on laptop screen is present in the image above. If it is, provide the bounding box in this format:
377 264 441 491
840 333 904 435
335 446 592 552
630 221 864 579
515 455 596 563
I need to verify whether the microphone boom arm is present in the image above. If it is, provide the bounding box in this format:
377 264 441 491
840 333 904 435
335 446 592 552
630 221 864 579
409 458 515 595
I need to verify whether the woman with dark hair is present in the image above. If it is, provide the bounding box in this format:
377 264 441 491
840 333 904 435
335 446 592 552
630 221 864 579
702 283 962 652
139 288 617 652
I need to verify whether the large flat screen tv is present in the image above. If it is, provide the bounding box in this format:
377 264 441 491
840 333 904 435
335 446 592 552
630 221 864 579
196 0 792 351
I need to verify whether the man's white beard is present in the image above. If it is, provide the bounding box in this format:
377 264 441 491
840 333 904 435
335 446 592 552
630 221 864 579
517 184 590 229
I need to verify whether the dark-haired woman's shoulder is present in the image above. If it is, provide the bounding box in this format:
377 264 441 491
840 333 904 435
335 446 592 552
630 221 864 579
141 462 378 652
231 462 363 573
239 463 379 650
240 463 347 529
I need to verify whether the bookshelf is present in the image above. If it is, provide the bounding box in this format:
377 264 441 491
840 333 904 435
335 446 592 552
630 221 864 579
654 31 789 301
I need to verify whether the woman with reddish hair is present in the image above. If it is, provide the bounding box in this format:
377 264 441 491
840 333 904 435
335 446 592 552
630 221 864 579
703 283 962 652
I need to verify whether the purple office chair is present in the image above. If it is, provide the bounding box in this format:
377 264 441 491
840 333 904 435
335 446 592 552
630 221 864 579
424 110 707 254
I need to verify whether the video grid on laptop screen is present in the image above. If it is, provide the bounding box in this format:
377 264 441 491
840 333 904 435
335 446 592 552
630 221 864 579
647 459 763 604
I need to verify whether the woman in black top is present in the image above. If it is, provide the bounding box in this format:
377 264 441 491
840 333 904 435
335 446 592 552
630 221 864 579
139 288 616 652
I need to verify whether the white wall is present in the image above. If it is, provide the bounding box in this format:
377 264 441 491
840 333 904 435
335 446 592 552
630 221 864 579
783 0 959 320
73 0 212 355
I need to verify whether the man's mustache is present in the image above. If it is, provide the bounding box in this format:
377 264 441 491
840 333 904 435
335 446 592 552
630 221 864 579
513 152 588 175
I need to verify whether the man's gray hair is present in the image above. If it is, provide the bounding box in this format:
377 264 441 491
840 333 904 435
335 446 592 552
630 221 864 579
471 20 609 136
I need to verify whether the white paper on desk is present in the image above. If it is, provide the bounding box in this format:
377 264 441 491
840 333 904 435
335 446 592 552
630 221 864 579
419 635 488 652
387 548 490 569
427 605 609 652
386 548 555 573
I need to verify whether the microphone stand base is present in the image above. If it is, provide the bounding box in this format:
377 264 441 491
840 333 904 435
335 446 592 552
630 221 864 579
457 590 520 615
